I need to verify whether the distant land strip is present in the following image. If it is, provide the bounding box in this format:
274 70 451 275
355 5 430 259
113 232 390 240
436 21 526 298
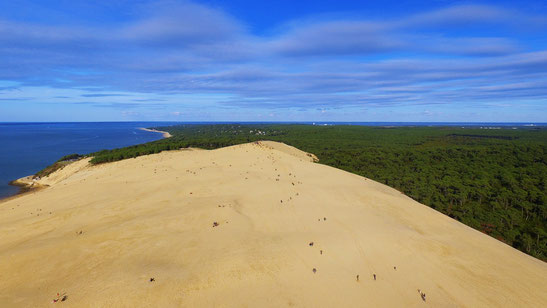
138 127 172 138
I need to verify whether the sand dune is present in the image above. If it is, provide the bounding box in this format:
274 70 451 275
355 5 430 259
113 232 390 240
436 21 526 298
0 141 545 307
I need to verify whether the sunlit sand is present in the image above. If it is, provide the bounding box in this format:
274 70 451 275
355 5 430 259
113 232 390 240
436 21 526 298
0 141 545 307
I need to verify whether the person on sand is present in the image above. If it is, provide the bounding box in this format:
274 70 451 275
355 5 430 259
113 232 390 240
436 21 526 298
417 289 426 302
356 275 359 282
373 274 376 280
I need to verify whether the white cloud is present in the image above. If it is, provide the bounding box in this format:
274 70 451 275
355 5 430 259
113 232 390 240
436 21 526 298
0 2 545 116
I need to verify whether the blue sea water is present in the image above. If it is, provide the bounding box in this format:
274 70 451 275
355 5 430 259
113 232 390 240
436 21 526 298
1 121 544 200
0 122 180 199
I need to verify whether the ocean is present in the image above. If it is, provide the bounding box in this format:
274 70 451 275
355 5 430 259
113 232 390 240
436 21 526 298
0 122 180 199
1 121 544 200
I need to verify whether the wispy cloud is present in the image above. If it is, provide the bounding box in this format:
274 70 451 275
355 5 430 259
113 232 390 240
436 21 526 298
81 93 130 98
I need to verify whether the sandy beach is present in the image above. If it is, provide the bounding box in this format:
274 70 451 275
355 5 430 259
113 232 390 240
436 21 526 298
0 141 545 307
138 127 172 138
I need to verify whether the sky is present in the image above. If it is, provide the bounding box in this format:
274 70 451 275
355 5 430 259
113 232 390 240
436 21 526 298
0 0 546 122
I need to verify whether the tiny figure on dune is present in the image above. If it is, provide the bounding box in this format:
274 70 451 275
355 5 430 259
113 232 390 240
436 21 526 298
320 250 323 255
213 222 219 227
51 293 67 303
150 278 155 282
309 242 314 246
356 275 359 282
52 293 60 303
420 291 426 302
312 268 317 274
373 274 376 280
394 266 397 270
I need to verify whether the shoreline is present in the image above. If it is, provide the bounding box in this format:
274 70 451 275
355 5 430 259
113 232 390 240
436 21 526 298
2 176 46 203
138 127 172 138
2 127 171 203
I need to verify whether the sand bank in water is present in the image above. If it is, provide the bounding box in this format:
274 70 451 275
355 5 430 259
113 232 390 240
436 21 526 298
0 141 545 307
138 127 172 138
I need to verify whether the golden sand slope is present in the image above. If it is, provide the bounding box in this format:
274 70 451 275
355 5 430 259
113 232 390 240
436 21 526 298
0 141 545 307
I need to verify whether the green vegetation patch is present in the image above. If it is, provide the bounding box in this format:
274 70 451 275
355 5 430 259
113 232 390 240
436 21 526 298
34 153 83 178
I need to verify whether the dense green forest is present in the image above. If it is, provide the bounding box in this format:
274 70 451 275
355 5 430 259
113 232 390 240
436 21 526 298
79 124 546 260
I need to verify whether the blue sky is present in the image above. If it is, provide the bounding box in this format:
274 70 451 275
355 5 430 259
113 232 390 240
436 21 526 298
0 0 546 122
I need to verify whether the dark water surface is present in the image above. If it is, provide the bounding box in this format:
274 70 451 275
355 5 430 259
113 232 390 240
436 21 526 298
0 122 180 199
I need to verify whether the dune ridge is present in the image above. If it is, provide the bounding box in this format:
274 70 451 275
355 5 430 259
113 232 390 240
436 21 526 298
0 141 545 307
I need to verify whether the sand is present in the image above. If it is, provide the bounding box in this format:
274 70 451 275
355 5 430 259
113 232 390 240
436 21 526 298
0 141 545 307
138 128 172 138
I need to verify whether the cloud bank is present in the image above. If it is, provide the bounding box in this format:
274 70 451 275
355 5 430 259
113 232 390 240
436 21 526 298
0 1 546 121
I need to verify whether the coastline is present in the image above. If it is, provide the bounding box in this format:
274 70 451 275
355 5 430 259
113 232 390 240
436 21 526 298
2 176 46 203
2 126 170 202
138 127 172 138
1 123 173 203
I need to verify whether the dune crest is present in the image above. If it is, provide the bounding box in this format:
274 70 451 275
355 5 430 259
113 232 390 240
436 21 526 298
255 140 319 162
0 142 545 307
